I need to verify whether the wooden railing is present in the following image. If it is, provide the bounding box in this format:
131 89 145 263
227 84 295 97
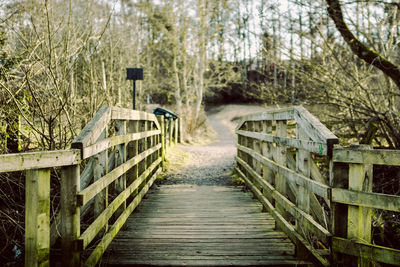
331 146 400 266
0 106 181 266
235 106 400 266
235 106 338 266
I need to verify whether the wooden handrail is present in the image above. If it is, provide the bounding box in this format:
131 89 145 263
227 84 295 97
235 106 400 266
331 145 400 266
0 149 80 172
0 106 182 267
235 106 335 266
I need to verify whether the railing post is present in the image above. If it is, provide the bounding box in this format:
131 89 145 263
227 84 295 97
262 121 274 206
178 117 183 143
115 120 127 217
174 118 178 144
275 120 288 224
127 120 139 197
61 164 80 266
347 145 373 267
140 120 147 180
25 168 51 267
330 158 351 266
157 115 166 170
331 145 373 266
169 118 173 147
295 126 311 258
253 122 262 191
94 128 108 232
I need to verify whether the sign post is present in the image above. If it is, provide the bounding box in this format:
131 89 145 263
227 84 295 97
126 68 143 110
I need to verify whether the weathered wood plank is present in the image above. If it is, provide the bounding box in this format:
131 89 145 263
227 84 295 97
236 158 330 245
347 153 373 266
333 147 400 166
261 120 275 205
106 258 310 266
237 145 330 198
111 106 161 130
332 237 400 265
103 182 311 266
61 164 80 266
77 144 161 206
330 161 351 265
237 130 328 155
79 159 161 249
25 169 50 267
93 128 108 232
115 120 127 218
81 130 160 159
0 149 80 173
84 167 161 267
275 120 288 222
71 106 111 154
235 107 295 131
332 188 400 212
235 167 330 267
293 106 338 152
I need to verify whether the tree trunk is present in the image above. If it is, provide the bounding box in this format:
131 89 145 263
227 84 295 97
326 0 400 90
194 0 207 124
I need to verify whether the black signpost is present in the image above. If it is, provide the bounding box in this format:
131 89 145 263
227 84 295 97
126 68 143 110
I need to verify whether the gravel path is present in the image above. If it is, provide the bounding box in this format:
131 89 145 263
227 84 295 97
159 112 237 186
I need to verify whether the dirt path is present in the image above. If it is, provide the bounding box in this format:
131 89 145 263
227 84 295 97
159 105 266 186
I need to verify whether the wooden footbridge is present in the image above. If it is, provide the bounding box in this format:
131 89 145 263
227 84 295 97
1 105 400 266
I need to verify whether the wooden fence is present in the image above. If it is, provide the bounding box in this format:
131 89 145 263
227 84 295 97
235 105 400 266
0 106 181 266
331 146 400 266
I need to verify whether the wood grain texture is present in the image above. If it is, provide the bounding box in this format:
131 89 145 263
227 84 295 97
333 147 400 166
25 168 50 267
237 145 330 198
235 107 295 131
0 149 80 172
103 184 310 266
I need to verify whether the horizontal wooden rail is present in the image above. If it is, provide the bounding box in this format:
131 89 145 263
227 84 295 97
84 167 161 267
237 130 328 155
77 144 161 206
80 130 161 159
332 188 400 212
237 144 330 198
79 158 162 249
0 149 80 173
332 237 400 265
333 147 400 166
236 156 331 245
236 107 295 124
235 167 330 267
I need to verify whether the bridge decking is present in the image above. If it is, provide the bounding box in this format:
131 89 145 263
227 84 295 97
103 184 309 266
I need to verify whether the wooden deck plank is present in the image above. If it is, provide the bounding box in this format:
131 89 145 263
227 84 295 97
103 185 310 266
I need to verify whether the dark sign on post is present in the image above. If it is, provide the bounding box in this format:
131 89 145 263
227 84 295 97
126 68 143 110
126 68 143 80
